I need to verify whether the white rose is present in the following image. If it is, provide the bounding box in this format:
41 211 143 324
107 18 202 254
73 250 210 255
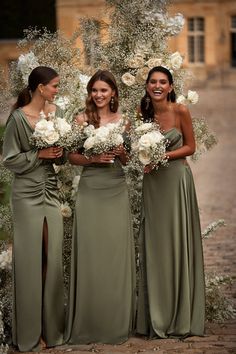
135 67 150 83
139 134 152 149
127 55 145 69
0 249 12 270
173 13 185 30
56 117 71 136
95 126 110 142
121 72 136 86
84 124 95 136
84 136 96 150
148 131 164 144
138 149 151 165
146 58 163 69
54 96 70 110
176 95 187 105
34 119 55 136
44 130 60 145
187 90 199 104
169 51 183 70
113 134 124 146
17 51 39 85
135 123 153 133
60 203 72 218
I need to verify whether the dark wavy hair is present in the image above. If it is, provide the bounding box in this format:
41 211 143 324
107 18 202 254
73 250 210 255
85 70 119 127
13 66 58 110
140 66 176 122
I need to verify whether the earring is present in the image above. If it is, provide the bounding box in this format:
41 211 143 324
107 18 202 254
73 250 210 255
110 96 115 110
145 96 150 110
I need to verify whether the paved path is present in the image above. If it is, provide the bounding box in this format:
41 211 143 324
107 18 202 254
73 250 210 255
7 88 236 353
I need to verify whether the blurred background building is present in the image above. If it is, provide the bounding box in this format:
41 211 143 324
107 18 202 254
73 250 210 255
0 0 235 87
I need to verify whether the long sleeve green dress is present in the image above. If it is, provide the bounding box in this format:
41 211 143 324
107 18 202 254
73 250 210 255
2 108 65 352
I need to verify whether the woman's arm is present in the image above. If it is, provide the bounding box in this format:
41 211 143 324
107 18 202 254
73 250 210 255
2 115 42 174
68 151 115 166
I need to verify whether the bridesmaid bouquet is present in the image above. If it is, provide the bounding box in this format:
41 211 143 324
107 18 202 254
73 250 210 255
30 111 83 149
131 122 168 168
82 120 125 158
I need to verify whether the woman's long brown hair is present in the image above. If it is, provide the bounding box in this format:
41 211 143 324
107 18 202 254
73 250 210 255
85 70 119 128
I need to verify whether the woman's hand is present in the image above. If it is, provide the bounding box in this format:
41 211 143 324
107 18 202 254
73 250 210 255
38 146 63 159
112 145 125 156
91 152 116 164
144 163 156 174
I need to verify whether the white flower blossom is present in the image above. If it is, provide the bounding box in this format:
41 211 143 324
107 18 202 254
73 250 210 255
83 136 96 150
146 58 163 69
187 90 199 104
31 113 74 148
0 248 12 270
169 51 183 70
177 91 199 105
71 175 81 199
121 72 136 86
43 130 60 145
78 73 91 100
60 202 72 218
139 149 152 165
127 55 145 69
83 121 124 156
56 117 72 136
34 119 55 137
131 123 167 167
135 67 150 83
54 96 70 110
135 122 154 133
176 95 187 105
17 51 39 85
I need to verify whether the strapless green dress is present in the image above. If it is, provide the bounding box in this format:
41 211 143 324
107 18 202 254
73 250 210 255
136 128 205 338
65 158 136 344
2 108 65 351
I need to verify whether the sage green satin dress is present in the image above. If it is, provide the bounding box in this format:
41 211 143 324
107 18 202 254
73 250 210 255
2 108 65 352
137 128 205 338
65 158 136 344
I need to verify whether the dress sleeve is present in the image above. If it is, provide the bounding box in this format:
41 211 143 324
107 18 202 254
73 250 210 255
2 114 41 174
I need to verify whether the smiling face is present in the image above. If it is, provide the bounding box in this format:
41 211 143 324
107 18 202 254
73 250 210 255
39 76 60 102
91 80 115 109
146 71 173 102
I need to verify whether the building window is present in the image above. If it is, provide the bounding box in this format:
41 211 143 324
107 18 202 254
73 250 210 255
231 16 236 67
187 17 205 63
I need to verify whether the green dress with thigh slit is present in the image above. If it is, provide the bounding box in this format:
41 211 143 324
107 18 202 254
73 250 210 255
2 108 65 352
136 128 205 338
65 156 136 344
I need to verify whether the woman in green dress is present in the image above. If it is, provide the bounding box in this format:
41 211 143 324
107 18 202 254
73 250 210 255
65 70 135 344
136 66 205 338
3 66 65 352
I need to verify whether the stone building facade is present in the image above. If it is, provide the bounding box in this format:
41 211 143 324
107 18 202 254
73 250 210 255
0 0 236 87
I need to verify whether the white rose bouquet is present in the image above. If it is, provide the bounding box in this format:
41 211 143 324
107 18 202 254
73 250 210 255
83 120 125 158
0 248 12 271
30 111 73 149
131 121 168 168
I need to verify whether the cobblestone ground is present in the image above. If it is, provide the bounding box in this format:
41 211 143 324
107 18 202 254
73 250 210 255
6 88 236 354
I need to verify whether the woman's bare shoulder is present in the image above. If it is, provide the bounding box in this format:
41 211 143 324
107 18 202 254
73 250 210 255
75 112 88 125
45 102 57 114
